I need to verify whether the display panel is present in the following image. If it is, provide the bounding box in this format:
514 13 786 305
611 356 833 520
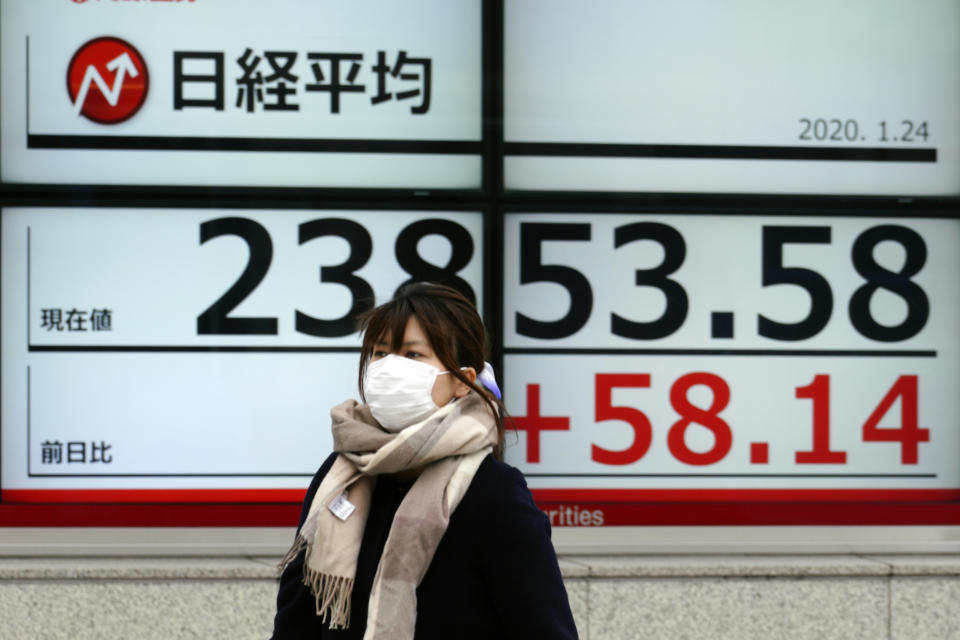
1 0 958 537
0 0 483 188
1 207 483 499
502 212 960 525
504 0 960 196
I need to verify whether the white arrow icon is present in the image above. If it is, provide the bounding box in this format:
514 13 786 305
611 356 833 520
72 52 140 116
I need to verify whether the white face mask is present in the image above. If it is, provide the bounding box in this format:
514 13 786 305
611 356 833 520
363 354 450 432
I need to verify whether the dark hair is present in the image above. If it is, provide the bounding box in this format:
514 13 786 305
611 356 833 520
357 283 506 459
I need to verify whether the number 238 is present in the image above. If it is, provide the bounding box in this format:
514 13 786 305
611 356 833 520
197 216 475 337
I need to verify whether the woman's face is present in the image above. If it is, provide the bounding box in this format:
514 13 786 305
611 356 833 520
371 315 476 407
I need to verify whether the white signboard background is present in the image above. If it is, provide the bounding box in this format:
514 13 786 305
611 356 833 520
504 0 960 195
1 207 483 490
502 213 960 491
1 0 482 188
13 208 483 346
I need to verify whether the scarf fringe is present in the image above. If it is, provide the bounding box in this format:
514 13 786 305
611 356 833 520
308 568 354 629
280 535 354 630
278 535 308 569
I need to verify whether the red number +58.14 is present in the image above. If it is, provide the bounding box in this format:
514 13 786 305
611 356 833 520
511 374 927 466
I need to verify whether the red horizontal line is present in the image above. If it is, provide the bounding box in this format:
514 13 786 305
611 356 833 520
0 503 301 527
530 488 960 503
2 488 307 504
2 501 960 527
5 488 958 506
545 502 960 526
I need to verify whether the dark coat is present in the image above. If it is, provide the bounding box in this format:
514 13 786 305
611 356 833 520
271 452 579 639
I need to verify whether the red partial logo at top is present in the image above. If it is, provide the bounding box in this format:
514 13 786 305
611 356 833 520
67 37 149 124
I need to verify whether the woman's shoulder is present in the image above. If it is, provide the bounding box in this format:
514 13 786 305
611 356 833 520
315 451 339 477
304 451 339 490
456 454 554 550
474 455 527 487
463 455 537 512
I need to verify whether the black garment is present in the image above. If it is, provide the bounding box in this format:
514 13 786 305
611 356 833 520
271 453 579 639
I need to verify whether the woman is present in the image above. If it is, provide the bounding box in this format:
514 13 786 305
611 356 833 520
271 283 578 639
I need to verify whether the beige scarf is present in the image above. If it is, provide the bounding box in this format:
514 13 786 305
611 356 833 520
281 392 497 640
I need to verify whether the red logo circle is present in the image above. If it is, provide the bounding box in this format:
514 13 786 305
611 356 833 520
66 37 149 124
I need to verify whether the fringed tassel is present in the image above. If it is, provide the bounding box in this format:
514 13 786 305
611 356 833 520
278 536 355 629
305 566 354 629
277 535 308 569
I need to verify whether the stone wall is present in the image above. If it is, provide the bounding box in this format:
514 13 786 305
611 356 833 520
2 555 959 639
